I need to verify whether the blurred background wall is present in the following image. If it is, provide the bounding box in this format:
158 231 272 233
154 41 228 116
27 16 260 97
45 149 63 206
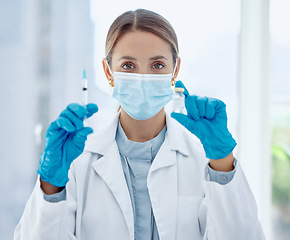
0 0 289 239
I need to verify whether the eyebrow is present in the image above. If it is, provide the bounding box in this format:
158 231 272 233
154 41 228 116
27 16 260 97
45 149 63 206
118 56 137 61
117 55 168 61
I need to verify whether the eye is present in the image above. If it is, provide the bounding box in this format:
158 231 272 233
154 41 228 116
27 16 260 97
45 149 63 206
152 62 165 69
121 62 135 70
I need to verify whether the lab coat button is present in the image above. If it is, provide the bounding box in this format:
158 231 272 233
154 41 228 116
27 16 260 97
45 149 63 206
50 198 58 203
221 176 228 182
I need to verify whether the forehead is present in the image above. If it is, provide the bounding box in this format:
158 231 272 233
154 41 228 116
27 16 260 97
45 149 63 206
112 31 172 60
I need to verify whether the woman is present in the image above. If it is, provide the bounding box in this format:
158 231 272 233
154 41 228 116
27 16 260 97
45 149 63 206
14 9 265 240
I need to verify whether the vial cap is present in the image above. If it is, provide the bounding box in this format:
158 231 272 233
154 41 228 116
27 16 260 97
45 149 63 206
174 87 185 93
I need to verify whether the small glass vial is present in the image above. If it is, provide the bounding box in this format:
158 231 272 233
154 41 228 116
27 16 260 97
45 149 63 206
172 87 187 114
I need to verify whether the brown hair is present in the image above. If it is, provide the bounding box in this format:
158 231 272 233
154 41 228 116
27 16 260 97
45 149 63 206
105 9 179 67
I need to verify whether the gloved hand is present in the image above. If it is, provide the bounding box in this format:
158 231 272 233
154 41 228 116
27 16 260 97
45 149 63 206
171 81 236 160
37 103 98 187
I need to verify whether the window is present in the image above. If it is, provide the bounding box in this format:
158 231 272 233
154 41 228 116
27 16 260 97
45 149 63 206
270 0 290 239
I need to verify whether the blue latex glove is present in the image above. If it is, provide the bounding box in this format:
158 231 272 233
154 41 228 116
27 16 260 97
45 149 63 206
37 103 98 187
171 81 236 160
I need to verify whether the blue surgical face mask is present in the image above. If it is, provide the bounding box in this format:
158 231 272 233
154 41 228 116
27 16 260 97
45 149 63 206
107 63 176 120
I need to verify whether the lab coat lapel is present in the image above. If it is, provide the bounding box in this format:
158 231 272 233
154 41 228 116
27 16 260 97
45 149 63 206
86 112 134 240
91 143 134 240
148 138 178 240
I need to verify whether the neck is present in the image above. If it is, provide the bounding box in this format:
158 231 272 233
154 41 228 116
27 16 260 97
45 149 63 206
119 108 166 142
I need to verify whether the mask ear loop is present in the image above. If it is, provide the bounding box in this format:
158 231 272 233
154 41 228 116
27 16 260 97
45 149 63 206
171 61 178 86
106 61 122 112
106 61 115 94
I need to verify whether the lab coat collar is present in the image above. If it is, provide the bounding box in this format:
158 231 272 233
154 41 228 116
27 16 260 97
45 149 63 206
85 111 120 155
85 110 190 157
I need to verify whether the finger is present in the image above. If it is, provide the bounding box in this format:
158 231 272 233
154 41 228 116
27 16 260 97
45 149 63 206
175 80 190 97
55 116 76 132
72 127 93 145
67 103 87 118
77 127 93 137
185 95 200 120
171 112 195 131
60 109 84 130
215 99 227 118
47 120 63 132
205 98 217 120
196 96 207 118
45 121 68 145
86 103 98 118
216 98 226 110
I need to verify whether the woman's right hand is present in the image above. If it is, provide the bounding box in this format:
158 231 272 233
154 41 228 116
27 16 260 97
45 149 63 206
37 103 98 188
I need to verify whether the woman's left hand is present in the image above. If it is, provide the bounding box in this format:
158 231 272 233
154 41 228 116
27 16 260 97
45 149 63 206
171 81 236 160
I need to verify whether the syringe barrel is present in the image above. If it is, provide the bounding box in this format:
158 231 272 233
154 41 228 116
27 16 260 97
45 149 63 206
81 78 88 127
82 90 88 106
82 79 88 90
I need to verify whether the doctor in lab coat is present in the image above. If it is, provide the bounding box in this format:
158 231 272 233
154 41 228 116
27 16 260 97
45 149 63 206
14 9 265 240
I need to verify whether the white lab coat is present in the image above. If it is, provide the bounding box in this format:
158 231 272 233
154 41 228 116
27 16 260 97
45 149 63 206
14 111 265 240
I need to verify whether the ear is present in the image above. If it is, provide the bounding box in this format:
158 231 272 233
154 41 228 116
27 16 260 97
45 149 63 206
102 58 114 82
173 57 181 80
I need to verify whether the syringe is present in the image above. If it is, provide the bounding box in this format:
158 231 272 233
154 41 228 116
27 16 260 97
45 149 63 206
82 70 88 127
